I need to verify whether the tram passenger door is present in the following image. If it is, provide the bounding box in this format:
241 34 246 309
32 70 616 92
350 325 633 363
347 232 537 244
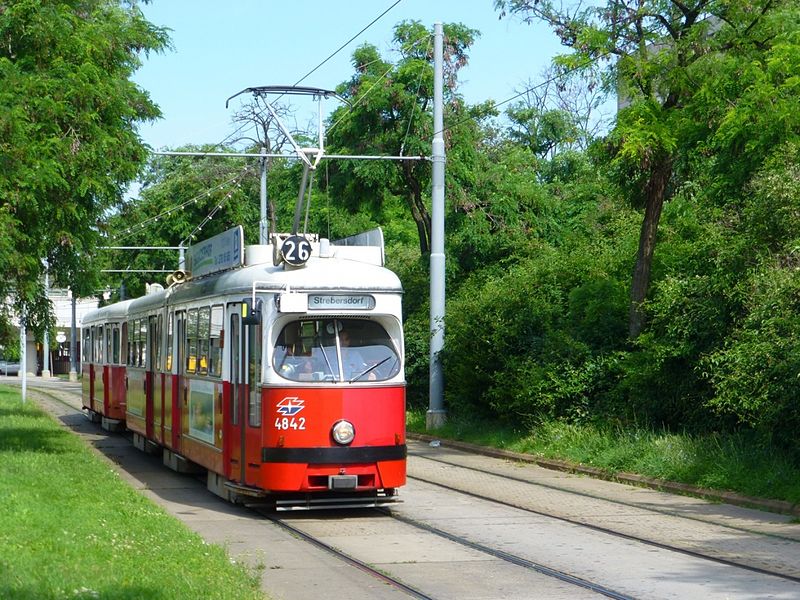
227 305 262 486
172 311 185 451
147 315 160 441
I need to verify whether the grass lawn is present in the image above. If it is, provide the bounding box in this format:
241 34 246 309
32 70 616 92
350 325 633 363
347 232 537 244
0 385 265 600
407 410 800 506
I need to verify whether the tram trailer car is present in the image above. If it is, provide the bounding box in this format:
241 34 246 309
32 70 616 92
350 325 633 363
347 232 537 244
81 228 406 509
82 299 135 431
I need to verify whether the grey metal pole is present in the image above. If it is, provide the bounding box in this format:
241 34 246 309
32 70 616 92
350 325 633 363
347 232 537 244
42 263 50 378
178 245 186 271
427 22 446 430
293 164 311 235
260 146 268 244
69 293 77 382
20 313 26 403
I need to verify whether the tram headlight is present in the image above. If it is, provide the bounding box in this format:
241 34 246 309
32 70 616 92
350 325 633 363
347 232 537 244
331 420 355 445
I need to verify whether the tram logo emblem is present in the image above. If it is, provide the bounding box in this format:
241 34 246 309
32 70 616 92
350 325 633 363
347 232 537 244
276 397 305 416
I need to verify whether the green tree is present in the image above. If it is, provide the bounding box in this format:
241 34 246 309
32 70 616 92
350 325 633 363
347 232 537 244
497 0 795 337
103 146 261 298
0 0 168 326
325 21 479 255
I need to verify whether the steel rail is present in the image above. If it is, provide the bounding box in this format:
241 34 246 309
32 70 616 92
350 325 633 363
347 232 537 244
406 467 800 586
410 451 800 544
259 512 435 600
379 507 635 600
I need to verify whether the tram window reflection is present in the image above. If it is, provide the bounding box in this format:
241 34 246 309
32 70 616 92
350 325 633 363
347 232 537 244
209 305 223 377
198 307 210 376
274 319 400 383
186 309 198 374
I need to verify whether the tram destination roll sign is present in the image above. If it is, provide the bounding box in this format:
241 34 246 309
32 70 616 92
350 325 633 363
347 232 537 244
187 226 244 278
308 294 375 310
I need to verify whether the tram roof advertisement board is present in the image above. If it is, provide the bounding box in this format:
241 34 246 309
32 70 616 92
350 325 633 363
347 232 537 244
187 225 244 278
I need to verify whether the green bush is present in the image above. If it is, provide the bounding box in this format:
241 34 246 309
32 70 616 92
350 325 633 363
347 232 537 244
567 277 628 351
704 264 800 452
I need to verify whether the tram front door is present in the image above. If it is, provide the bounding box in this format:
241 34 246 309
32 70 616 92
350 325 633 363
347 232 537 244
226 305 262 486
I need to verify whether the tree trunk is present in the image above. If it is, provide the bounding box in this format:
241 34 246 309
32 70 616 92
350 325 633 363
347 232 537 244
403 162 432 255
628 157 673 338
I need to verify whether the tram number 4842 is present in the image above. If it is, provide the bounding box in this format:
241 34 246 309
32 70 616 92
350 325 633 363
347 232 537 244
275 417 306 430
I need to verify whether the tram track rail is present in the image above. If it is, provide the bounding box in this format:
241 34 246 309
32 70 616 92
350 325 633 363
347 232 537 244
257 505 636 600
256 510 436 600
376 506 636 600
410 451 800 543
405 464 800 586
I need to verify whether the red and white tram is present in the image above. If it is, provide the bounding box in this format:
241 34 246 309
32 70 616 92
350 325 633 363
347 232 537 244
81 227 406 509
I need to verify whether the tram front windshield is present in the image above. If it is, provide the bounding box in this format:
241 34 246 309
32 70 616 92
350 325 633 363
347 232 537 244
274 319 400 383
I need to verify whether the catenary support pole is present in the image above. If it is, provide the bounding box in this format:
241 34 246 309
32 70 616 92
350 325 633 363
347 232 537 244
427 22 446 430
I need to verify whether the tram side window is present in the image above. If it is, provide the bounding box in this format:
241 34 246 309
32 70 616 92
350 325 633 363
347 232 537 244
121 323 128 366
249 321 262 427
131 320 139 367
139 320 148 368
105 327 112 366
126 321 133 366
95 326 104 364
165 313 174 372
112 324 121 365
133 320 139 367
209 305 223 378
198 307 210 376
125 321 133 367
186 309 198 374
155 315 163 372
82 328 91 363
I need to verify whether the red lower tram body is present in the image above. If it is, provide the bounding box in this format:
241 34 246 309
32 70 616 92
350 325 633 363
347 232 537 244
81 363 127 428
84 364 406 508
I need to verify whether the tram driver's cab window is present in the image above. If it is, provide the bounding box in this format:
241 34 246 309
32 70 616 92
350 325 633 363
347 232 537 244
274 319 400 383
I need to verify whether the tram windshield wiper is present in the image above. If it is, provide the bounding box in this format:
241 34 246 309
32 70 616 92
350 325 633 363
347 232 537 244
317 342 338 381
349 356 391 383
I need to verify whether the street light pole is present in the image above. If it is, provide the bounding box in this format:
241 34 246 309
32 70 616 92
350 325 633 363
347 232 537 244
20 312 26 403
42 259 50 378
69 291 78 382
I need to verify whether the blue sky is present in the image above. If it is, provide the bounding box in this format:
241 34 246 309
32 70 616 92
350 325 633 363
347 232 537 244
133 0 569 150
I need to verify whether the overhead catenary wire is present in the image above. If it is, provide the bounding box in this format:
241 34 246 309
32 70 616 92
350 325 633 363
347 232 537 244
131 28 610 246
401 36 433 156
181 167 253 246
114 167 253 241
433 50 612 138
327 32 431 137
188 0 405 159
291 0 404 88
113 166 252 245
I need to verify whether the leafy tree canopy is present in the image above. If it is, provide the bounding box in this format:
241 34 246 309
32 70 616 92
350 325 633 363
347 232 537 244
497 0 800 336
325 20 482 255
0 0 168 334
